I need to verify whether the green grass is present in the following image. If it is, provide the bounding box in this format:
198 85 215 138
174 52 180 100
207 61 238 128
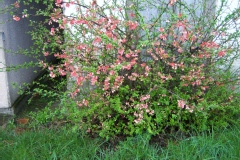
0 128 106 160
1 124 240 160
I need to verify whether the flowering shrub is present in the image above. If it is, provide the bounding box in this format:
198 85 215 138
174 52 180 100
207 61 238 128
9 0 240 138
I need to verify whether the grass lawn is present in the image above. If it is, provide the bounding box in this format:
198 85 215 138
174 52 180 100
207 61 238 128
1 121 240 159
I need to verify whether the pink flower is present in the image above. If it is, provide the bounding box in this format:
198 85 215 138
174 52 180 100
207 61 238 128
109 70 115 76
65 3 70 7
159 27 164 32
218 50 226 57
141 63 146 67
140 95 150 102
22 14 28 18
177 47 183 53
82 99 89 106
130 13 135 17
50 72 56 78
50 28 55 35
169 0 177 6
56 0 62 4
106 44 113 50
44 52 49 56
13 15 20 21
39 61 47 68
159 34 167 40
76 76 84 86
122 64 132 70
104 77 110 91
157 48 165 55
48 66 54 71
91 76 98 85
168 62 177 70
177 100 186 109
58 68 66 76
13 1 20 8
93 36 102 44
127 21 138 30
118 48 124 55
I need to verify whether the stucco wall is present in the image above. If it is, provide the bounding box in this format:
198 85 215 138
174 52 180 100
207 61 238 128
0 0 53 115
217 0 240 71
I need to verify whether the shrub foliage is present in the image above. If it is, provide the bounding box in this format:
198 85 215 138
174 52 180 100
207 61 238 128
4 0 240 138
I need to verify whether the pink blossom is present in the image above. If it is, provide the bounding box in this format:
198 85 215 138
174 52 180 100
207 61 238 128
130 12 135 17
50 72 56 78
58 68 66 76
178 47 183 53
128 72 139 81
127 21 138 30
71 89 80 98
141 63 146 67
106 44 113 50
109 70 115 76
82 99 89 106
76 19 88 25
104 77 110 91
159 27 164 32
50 28 55 35
168 62 177 70
201 86 209 91
130 59 137 66
118 48 124 56
91 76 98 85
71 71 77 77
97 65 109 74
191 35 197 42
48 66 54 71
169 0 177 6
112 76 124 92
13 15 20 21
176 21 187 29
145 66 150 72
144 66 151 76
125 53 131 58
201 41 218 49
56 0 62 4
218 50 226 57
44 52 49 56
93 36 102 44
106 31 113 38
65 3 70 7
121 38 127 43
76 76 84 86
180 30 189 41
39 61 47 68
122 64 132 70
157 48 165 55
172 40 179 47
177 100 186 108
134 119 142 124
13 1 20 8
159 34 167 40
22 14 27 18
140 95 150 102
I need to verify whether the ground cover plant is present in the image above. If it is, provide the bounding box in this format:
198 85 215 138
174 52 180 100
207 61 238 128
2 0 240 140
